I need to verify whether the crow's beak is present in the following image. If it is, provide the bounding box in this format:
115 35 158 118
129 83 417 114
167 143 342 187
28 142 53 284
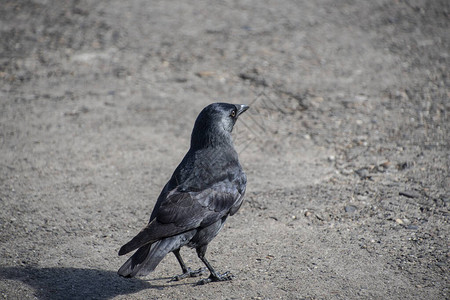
237 104 249 116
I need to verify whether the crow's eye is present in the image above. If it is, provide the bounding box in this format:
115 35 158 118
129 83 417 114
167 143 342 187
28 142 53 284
230 110 236 117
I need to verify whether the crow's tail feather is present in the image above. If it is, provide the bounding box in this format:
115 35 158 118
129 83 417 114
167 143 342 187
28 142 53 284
117 231 196 278
118 242 154 277
118 240 172 278
118 219 186 256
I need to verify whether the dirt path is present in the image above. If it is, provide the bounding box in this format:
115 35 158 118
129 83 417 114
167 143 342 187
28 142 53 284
1 0 448 299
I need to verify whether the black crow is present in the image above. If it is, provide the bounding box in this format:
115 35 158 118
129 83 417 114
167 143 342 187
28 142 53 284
118 102 249 284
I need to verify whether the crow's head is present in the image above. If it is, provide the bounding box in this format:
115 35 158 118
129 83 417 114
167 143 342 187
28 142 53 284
191 103 249 149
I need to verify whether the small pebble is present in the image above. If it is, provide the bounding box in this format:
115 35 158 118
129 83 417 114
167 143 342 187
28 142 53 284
345 205 357 213
399 190 420 198
355 168 370 179
402 218 411 225
315 214 324 221
341 169 353 175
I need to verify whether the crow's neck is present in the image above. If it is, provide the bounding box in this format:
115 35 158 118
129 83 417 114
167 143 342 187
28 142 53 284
190 124 233 150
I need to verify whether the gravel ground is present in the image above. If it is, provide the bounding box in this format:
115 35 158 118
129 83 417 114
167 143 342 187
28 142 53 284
0 0 448 299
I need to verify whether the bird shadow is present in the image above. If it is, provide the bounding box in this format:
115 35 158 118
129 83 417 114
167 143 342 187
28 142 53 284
0 266 191 299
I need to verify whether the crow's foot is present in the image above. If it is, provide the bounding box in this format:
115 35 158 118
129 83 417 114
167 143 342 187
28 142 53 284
170 267 207 281
196 271 234 285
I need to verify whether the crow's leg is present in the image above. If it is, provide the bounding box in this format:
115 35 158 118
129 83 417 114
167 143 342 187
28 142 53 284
170 248 206 281
195 245 233 285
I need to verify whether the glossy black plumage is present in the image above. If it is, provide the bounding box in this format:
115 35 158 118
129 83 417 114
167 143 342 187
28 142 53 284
118 103 248 284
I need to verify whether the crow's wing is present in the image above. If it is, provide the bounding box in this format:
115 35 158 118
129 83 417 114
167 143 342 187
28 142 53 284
118 180 245 256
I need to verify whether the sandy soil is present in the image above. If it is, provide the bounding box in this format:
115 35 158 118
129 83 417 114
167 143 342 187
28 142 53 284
0 0 448 299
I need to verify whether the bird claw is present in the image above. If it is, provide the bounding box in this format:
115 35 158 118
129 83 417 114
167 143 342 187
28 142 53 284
196 272 234 285
170 267 207 281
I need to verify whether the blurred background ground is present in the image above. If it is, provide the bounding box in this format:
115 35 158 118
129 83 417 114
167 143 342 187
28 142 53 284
0 0 448 299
